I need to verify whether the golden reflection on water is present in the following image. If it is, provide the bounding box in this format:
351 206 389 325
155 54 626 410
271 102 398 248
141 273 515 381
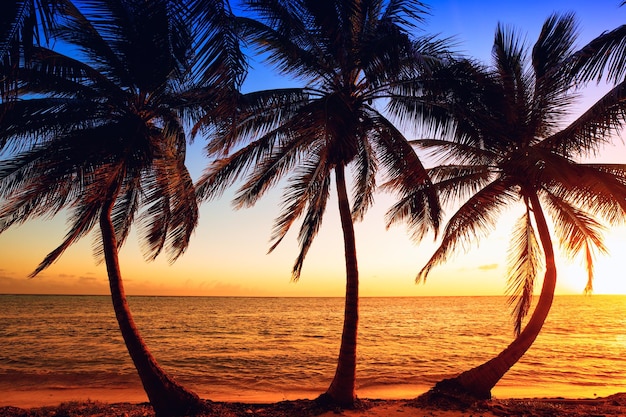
1 295 625 401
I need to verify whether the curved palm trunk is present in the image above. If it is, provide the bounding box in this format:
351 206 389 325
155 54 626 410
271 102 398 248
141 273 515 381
100 195 203 417
322 164 359 406
432 193 556 400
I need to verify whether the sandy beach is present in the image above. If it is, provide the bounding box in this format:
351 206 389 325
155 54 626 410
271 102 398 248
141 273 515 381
1 389 625 417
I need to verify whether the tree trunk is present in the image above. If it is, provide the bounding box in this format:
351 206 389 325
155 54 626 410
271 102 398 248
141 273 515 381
322 164 359 407
431 193 556 400
100 194 203 417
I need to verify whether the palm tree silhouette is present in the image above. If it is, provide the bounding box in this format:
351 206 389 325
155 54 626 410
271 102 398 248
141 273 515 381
407 14 626 400
0 1 244 415
196 0 446 407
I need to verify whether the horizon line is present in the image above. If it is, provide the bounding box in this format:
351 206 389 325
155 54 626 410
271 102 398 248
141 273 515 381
1 292 621 298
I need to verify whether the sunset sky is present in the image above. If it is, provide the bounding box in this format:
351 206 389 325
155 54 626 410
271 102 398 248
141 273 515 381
1 0 626 297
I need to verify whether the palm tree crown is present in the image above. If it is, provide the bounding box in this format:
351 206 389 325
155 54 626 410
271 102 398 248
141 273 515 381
199 0 445 274
1 0 201 266
196 0 446 406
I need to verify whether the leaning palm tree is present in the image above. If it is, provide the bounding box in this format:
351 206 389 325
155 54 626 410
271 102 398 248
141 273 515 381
0 0 244 415
196 0 445 407
401 14 626 400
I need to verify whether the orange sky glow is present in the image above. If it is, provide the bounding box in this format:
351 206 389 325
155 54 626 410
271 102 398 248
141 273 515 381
1 0 626 297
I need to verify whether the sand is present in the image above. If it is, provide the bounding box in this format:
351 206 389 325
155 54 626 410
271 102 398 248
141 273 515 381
1 390 626 417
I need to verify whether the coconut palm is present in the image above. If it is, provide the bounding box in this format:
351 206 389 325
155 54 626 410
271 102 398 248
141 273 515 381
195 0 446 407
0 0 244 415
403 14 626 400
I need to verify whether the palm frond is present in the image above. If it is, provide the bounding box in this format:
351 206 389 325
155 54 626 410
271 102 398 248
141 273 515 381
236 11 329 83
541 190 609 295
0 97 105 153
583 241 595 294
411 138 497 166
1 0 71 98
189 0 247 88
417 179 517 282
266 147 328 253
233 132 311 209
32 194 102 276
387 58 477 129
350 136 377 221
532 13 578 79
531 14 579 137
140 171 169 261
0 138 96 230
542 79 626 157
19 46 120 97
383 180 439 242
379 0 429 31
372 114 441 240
0 175 67 233
425 164 494 207
53 0 128 85
110 177 139 250
201 88 309 157
506 207 543 335
569 24 626 84
289 166 331 281
359 6 443 89
544 163 626 225
268 154 332 280
541 189 608 260
196 127 285 201
492 22 528 117
160 166 198 262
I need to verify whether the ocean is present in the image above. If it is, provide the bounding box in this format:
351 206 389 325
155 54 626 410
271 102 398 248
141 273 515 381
1 295 625 403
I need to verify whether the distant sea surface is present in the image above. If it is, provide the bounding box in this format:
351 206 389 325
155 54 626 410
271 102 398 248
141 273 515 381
1 295 625 401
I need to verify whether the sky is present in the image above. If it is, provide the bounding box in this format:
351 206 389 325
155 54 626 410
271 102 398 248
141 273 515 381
1 0 626 297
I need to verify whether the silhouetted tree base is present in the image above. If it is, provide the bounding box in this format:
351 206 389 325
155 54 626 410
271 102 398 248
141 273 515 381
315 392 363 411
148 385 207 417
153 396 207 417
414 378 490 411
192 400 220 416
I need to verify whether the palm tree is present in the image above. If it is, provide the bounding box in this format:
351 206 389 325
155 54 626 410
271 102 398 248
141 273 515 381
0 1 244 415
196 0 445 407
403 14 626 400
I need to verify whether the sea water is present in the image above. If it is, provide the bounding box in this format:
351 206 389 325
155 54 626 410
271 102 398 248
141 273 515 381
1 295 625 402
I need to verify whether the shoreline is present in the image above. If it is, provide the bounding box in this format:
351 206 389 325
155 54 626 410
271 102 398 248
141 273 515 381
2 392 626 417
3 382 622 409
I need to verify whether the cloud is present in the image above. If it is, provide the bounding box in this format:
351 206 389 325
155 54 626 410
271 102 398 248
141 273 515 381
478 263 499 271
77 275 104 284
0 275 44 293
0 273 109 295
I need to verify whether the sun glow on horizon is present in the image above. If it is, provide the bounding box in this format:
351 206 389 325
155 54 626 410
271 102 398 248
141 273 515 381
556 229 626 295
560 262 626 296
